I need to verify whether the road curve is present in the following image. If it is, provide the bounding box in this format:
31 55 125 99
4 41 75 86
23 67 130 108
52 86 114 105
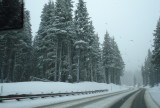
44 89 146 108
36 89 135 108
111 88 147 108
131 89 147 108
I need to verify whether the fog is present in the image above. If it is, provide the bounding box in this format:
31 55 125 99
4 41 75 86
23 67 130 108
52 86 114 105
25 0 160 75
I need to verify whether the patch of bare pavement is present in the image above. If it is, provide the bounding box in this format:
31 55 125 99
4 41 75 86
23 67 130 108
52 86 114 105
131 89 147 108
110 88 147 108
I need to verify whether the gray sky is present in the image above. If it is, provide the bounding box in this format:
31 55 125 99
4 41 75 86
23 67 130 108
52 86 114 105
25 0 160 73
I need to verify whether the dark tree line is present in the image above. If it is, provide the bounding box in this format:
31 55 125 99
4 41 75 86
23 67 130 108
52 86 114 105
141 49 154 86
0 0 23 30
142 17 160 87
0 8 32 82
0 0 124 84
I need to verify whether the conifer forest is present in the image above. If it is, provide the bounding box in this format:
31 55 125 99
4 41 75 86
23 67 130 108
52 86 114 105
0 0 160 87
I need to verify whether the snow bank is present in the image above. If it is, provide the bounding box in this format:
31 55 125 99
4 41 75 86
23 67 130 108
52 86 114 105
146 84 160 108
0 81 129 108
0 81 128 96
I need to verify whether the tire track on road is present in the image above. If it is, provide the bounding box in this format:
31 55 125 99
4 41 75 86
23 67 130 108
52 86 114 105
131 89 147 108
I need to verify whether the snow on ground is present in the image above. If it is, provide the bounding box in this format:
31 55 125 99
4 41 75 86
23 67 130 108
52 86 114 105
81 90 137 108
0 81 130 108
0 81 128 96
0 92 111 108
145 84 160 108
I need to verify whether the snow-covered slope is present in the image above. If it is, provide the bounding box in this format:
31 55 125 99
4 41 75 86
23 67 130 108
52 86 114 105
0 81 128 96
145 85 160 108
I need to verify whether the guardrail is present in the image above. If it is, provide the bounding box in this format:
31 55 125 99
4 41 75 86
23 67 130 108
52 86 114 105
0 89 108 102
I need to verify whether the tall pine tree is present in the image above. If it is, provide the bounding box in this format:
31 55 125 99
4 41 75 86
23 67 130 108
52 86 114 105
74 0 95 82
102 31 124 84
152 17 160 85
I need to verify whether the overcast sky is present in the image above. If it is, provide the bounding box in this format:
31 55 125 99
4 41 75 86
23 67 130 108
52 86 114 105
25 0 160 73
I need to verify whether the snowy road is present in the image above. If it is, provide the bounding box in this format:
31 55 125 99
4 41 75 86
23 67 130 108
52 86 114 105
36 88 160 108
130 89 147 108
110 88 147 108
36 89 136 108
37 89 149 108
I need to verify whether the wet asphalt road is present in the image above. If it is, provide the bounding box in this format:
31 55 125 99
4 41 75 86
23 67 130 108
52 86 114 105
110 89 147 108
131 89 147 108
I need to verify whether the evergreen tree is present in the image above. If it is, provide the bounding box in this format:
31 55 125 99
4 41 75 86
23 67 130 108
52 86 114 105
111 38 124 84
54 0 75 82
74 0 95 82
0 9 32 82
33 0 75 82
102 31 112 84
14 10 32 81
142 49 154 86
102 31 124 84
33 1 55 80
91 34 103 82
152 17 160 85
133 75 137 87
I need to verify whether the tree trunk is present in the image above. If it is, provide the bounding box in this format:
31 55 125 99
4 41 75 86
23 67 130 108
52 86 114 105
77 49 80 82
68 41 72 81
90 58 93 82
58 41 62 82
54 40 58 81
108 70 111 84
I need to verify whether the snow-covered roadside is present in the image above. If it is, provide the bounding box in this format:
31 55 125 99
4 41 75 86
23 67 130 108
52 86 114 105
145 85 160 108
0 92 112 108
0 81 130 108
0 81 128 96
